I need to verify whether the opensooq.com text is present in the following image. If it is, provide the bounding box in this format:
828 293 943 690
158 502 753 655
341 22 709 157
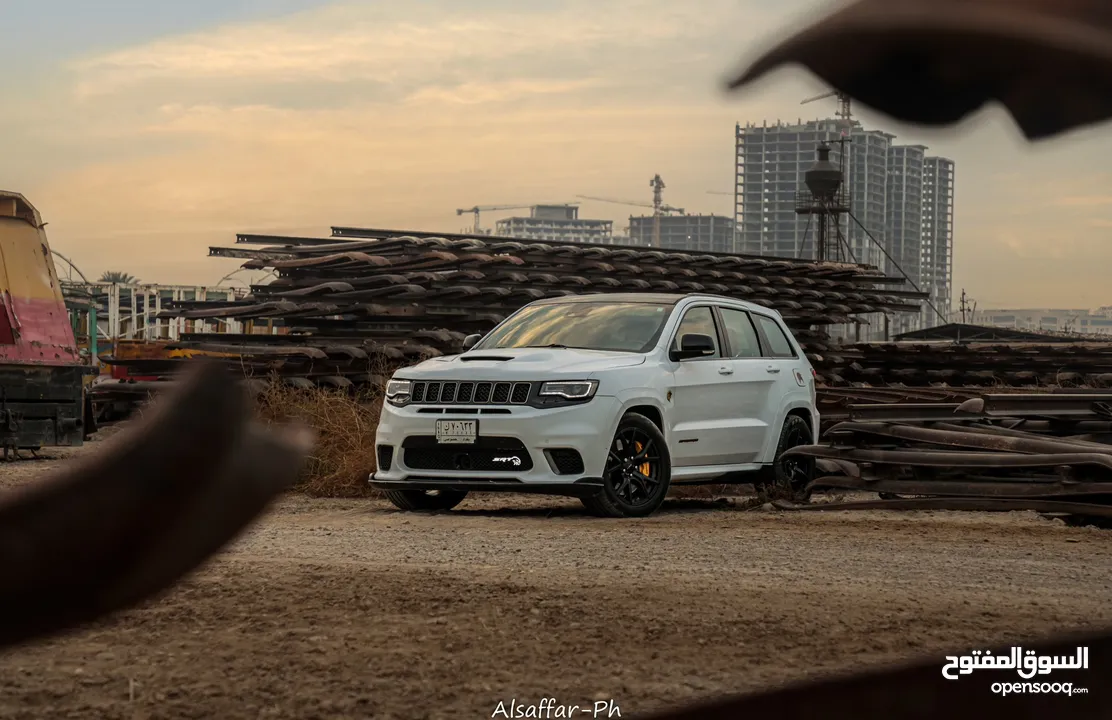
992 682 1088 697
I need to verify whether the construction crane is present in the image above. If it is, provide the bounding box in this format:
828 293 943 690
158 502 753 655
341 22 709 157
576 195 684 214
454 204 577 234
455 205 530 234
706 191 735 217
801 89 853 132
577 176 683 248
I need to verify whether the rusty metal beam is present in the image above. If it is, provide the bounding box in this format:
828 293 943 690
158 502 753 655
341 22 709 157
782 445 1112 471
772 497 1112 519
826 421 1112 456
960 394 1112 418
808 475 1112 498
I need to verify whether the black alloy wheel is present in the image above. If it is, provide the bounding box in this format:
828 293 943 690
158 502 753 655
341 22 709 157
582 412 671 518
759 414 815 503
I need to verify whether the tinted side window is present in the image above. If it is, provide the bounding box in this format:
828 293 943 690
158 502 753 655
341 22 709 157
754 315 796 357
672 306 720 358
717 307 762 358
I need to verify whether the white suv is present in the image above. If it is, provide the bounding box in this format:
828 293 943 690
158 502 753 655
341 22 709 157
370 293 819 518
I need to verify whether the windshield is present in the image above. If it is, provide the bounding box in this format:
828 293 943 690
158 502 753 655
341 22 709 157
473 301 673 353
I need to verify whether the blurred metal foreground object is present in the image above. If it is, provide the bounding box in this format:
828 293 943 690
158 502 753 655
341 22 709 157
0 360 313 649
726 0 1112 140
640 627 1112 718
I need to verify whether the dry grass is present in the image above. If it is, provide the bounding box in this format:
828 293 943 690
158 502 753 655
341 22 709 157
254 381 384 498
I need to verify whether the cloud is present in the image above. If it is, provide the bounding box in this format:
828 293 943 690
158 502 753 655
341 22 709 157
30 0 804 170
5 0 1112 308
20 0 815 283
68 0 775 101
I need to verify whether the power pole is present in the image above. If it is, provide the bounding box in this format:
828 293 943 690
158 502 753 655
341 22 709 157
650 174 665 249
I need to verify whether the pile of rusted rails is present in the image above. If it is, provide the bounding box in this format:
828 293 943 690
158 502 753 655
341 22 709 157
88 308 476 421
815 386 988 434
144 307 478 389
88 379 177 423
811 340 1112 387
202 230 927 327
779 391 1112 523
88 376 271 423
137 229 926 388
156 229 1112 400
813 386 1092 431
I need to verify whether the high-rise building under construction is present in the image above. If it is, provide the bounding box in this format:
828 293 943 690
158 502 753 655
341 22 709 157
733 119 955 332
920 156 955 330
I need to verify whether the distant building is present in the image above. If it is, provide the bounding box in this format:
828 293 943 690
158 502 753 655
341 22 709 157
886 144 926 336
495 205 612 244
921 157 956 329
734 117 957 338
973 307 1112 335
627 214 735 253
734 119 889 267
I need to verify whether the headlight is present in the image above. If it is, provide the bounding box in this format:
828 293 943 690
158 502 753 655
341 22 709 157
385 379 412 401
539 380 598 400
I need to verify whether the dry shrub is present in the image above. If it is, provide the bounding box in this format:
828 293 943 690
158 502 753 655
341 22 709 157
254 380 384 498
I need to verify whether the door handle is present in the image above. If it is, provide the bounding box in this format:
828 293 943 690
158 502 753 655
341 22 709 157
766 365 781 374
718 366 734 375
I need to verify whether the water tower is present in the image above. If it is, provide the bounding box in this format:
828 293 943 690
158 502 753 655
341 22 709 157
794 142 851 263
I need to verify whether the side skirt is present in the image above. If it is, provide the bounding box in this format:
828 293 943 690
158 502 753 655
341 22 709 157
669 464 768 485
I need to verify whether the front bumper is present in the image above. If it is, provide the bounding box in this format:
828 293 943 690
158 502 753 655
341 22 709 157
371 395 621 490
370 476 605 498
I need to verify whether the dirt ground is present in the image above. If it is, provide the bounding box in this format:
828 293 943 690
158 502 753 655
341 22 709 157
0 437 1110 719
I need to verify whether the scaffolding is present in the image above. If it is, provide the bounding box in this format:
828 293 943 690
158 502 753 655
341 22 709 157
62 282 258 363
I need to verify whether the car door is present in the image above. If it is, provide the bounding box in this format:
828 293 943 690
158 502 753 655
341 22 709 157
667 305 737 468
714 305 778 463
751 312 810 452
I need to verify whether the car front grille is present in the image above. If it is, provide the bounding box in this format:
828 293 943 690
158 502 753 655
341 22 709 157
402 436 533 472
411 381 531 405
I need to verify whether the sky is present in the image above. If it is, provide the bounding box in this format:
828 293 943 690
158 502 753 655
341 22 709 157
1 0 1110 309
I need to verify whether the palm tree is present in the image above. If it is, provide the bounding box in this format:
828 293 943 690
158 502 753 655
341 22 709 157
99 271 138 284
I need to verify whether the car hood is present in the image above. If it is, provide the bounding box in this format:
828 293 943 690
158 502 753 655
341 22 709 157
398 348 647 381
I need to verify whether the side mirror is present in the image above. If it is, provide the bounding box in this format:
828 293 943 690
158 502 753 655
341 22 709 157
461 333 482 351
670 333 716 361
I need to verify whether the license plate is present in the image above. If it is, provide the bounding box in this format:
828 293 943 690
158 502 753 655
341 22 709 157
435 419 477 444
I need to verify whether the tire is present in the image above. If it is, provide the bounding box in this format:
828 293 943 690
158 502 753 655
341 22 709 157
581 412 671 518
757 414 815 503
383 488 468 512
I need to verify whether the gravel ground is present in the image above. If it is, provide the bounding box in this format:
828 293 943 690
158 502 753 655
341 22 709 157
0 437 1109 719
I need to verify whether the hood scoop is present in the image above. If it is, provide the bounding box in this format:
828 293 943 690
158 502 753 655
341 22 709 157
459 355 514 362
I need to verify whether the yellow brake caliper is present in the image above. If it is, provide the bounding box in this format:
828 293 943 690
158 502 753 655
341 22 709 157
634 441 650 476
